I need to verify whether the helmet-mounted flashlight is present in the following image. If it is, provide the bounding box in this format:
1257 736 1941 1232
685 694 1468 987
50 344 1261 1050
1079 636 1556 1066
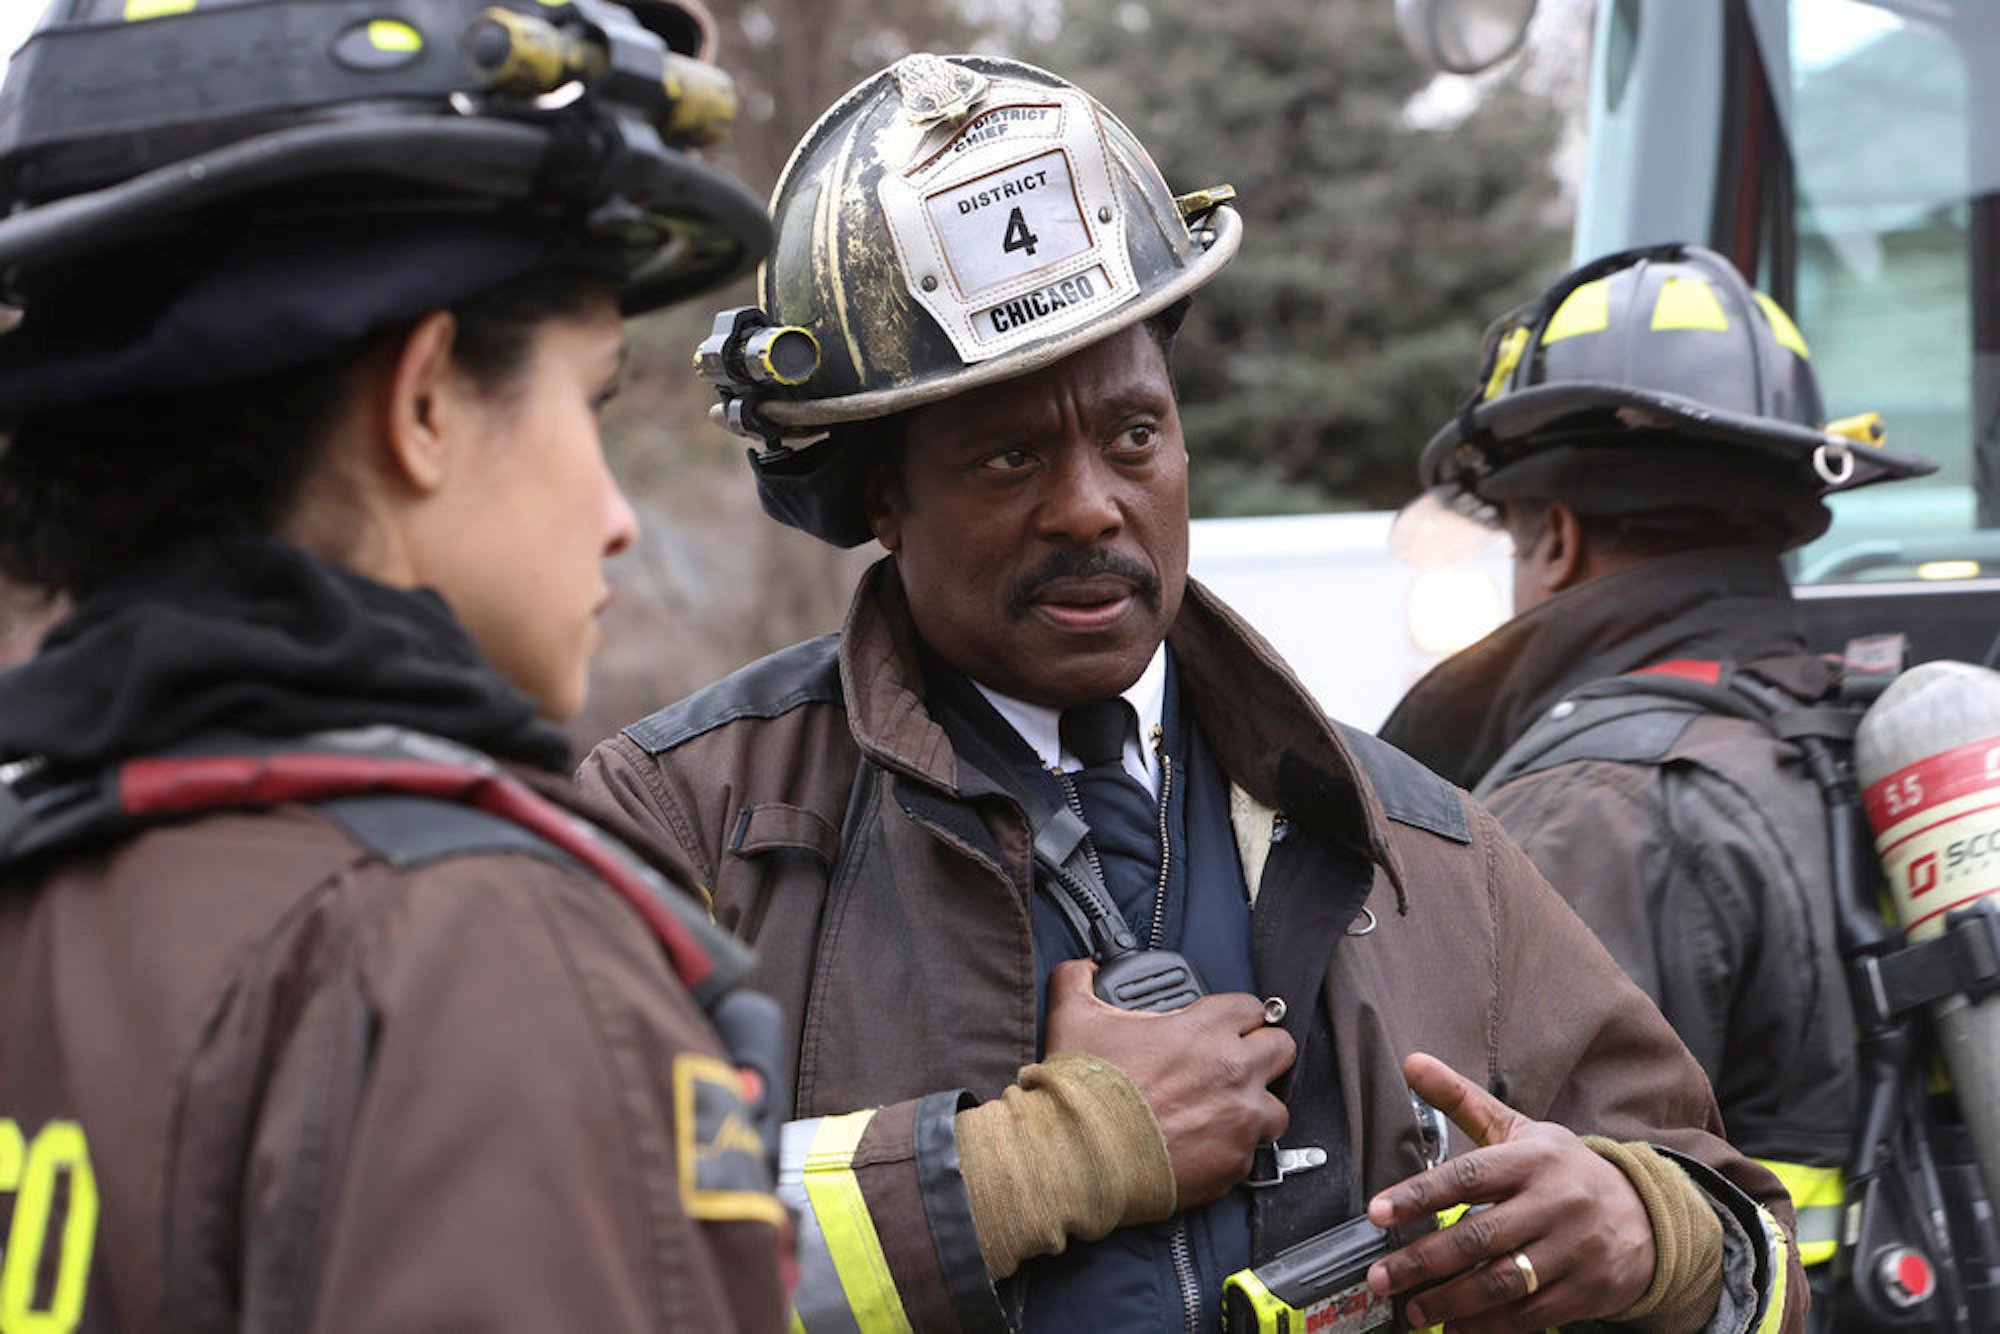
464 4 736 147
695 306 822 441
696 306 821 389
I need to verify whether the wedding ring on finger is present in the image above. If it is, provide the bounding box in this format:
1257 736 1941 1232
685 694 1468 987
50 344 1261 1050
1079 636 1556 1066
1512 1249 1540 1297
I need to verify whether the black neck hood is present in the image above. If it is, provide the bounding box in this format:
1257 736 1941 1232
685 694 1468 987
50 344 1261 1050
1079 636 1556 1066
1379 547 1810 788
0 537 571 774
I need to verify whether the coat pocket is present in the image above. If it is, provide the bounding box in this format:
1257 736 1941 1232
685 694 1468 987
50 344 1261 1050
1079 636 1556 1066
718 801 841 945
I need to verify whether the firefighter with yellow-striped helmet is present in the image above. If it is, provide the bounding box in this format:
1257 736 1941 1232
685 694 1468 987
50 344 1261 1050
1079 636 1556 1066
1382 244 1938 1333
693 51 1241 546
1412 242 1931 548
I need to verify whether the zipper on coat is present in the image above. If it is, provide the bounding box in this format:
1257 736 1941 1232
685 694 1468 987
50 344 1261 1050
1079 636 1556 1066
1148 726 1172 948
1156 720 1199 1334
1054 768 1108 890
1059 726 1202 1327
1169 1218 1201 1334
1051 768 1128 942
1056 734 1173 945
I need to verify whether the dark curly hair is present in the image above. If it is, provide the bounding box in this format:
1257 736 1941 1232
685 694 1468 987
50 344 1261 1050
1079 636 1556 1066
0 267 607 599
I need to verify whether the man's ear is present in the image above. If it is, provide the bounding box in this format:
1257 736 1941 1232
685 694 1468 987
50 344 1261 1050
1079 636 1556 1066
1540 501 1589 594
380 310 462 496
861 459 905 552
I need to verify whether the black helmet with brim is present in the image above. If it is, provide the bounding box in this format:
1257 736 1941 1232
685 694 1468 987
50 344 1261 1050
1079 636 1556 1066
1416 244 1936 547
0 0 770 421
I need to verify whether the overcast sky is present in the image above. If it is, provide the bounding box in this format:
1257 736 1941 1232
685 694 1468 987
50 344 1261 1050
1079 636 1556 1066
2 6 35 67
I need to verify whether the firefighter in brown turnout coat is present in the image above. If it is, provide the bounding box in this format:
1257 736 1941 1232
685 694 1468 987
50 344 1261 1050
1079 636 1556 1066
0 2 791 1329
582 55 1808 1333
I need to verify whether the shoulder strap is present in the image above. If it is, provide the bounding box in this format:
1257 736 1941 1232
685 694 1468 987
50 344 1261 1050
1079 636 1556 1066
1476 658 1861 797
0 726 751 1003
319 792 586 870
623 632 842 756
1476 684 1708 796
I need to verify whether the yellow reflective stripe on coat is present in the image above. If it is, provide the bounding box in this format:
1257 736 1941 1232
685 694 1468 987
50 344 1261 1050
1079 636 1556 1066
779 1116 871 1334
1753 1159 1843 1267
1754 1203 1792 1334
799 1112 913 1334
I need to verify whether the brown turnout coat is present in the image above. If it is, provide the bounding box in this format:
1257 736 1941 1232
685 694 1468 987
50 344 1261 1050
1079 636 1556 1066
0 766 790 1333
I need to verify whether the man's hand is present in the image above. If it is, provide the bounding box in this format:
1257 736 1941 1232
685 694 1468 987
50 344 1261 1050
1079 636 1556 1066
1042 959 1295 1207
1364 1053 1656 1332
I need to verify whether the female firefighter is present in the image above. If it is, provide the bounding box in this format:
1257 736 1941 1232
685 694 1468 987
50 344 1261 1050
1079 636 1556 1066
0 2 788 1329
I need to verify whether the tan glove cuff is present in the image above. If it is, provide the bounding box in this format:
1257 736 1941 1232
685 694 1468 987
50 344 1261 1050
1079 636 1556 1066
955 1051 1177 1279
1585 1137 1725 1332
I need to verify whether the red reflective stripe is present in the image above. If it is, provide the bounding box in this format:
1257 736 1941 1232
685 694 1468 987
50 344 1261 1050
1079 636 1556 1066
1863 737 2000 831
1634 659 1723 685
118 754 715 990
121 754 478 812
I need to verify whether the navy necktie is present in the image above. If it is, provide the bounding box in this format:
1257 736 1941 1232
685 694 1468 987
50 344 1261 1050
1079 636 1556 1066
1059 699 1162 935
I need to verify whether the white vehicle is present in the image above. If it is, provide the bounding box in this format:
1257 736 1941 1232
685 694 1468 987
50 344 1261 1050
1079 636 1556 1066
1560 0 2000 662
1235 0 2000 735
1188 512 1510 731
1390 4 2000 1328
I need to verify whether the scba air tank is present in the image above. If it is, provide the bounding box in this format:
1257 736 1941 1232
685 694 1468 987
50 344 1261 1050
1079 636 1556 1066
1857 659 2000 1211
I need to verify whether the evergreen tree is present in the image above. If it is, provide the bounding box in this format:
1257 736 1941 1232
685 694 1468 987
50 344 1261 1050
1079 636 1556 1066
1018 0 1569 513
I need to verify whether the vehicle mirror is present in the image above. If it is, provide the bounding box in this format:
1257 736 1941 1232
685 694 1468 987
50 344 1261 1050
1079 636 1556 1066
1394 0 1538 74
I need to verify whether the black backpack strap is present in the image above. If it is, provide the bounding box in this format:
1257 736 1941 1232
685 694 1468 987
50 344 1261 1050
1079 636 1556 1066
1476 687 1710 796
0 756 129 866
320 792 590 870
1479 658 1852 798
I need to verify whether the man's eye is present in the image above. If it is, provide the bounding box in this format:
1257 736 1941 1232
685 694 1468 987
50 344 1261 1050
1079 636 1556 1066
1118 424 1158 451
981 448 1033 471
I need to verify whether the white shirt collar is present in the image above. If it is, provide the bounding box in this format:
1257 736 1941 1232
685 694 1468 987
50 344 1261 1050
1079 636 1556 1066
971 643 1168 797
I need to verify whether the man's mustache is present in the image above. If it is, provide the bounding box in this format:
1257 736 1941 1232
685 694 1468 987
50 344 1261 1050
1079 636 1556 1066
1008 548 1161 619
